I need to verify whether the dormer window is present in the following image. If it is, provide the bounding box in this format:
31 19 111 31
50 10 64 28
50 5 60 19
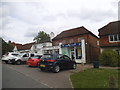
109 34 120 42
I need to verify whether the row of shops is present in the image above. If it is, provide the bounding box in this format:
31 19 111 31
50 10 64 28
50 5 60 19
13 26 100 63
31 39 86 63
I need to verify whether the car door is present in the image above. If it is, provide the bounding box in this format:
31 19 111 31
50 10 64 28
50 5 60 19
56 55 66 69
62 55 73 69
22 54 29 61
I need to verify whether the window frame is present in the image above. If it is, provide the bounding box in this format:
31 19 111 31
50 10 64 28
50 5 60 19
109 34 120 42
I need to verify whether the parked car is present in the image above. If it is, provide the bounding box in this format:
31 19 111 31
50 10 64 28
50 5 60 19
8 53 35 65
38 54 77 73
26 55 42 67
1 52 20 64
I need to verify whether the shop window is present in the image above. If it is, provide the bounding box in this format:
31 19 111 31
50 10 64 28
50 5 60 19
76 47 82 59
44 50 49 54
55 49 59 54
70 39 74 43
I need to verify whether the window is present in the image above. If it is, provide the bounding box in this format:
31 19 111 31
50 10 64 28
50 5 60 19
118 34 120 41
55 41 59 46
23 54 28 57
41 55 52 59
11 54 19 56
109 35 114 41
114 34 118 41
76 47 82 59
78 37 83 42
97 41 99 46
63 55 71 60
57 55 63 59
109 34 120 42
62 40 66 44
70 39 74 43
30 54 34 57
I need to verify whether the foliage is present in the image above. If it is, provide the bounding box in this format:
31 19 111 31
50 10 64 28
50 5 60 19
34 31 51 43
70 69 119 88
99 50 120 67
1 38 14 55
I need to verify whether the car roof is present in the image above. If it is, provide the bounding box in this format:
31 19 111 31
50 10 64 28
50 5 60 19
43 54 64 56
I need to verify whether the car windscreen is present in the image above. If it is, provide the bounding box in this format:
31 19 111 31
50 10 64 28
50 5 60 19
11 54 19 56
41 55 52 60
31 56 40 59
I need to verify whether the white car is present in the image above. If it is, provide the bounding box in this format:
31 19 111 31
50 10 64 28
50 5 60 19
8 53 35 65
1 52 20 64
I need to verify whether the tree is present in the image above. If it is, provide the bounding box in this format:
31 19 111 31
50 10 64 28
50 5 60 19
0 37 14 55
34 31 51 43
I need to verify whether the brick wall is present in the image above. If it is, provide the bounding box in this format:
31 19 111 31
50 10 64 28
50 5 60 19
52 34 100 63
99 36 120 47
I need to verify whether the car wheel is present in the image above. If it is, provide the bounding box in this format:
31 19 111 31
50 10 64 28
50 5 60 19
28 65 31 67
5 61 8 64
16 60 21 65
53 65 60 73
72 63 77 69
40 68 45 71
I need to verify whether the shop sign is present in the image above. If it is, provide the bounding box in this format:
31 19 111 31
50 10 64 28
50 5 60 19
61 42 81 48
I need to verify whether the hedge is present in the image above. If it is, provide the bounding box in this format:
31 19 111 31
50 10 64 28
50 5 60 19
99 50 120 67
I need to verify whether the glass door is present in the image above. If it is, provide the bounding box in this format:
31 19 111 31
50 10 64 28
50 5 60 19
70 47 75 60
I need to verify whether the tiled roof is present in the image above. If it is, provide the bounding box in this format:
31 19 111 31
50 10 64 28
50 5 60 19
11 42 35 50
53 26 98 40
98 21 120 36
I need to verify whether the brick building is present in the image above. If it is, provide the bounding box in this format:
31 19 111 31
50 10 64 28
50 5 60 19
52 26 100 63
98 21 120 54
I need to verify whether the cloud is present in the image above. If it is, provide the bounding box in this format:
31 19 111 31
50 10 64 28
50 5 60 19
0 0 119 44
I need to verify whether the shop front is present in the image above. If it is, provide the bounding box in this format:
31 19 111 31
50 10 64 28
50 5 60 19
61 39 86 63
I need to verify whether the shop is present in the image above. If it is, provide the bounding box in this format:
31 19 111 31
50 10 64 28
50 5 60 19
61 39 86 63
42 46 61 54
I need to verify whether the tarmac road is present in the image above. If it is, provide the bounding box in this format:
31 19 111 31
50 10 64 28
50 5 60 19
2 63 50 88
2 62 73 89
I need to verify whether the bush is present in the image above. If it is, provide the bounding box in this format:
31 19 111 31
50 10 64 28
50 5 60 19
99 50 120 67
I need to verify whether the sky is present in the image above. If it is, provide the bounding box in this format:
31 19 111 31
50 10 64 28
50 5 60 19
0 0 119 44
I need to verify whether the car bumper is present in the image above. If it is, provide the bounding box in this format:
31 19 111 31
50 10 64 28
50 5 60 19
9 59 16 64
27 62 37 66
39 64 54 70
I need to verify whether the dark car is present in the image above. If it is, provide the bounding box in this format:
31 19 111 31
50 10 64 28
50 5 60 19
38 54 77 73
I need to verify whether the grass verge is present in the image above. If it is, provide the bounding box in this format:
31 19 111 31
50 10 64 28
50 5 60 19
70 68 119 88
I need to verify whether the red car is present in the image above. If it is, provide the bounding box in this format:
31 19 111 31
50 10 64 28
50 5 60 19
26 55 42 67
